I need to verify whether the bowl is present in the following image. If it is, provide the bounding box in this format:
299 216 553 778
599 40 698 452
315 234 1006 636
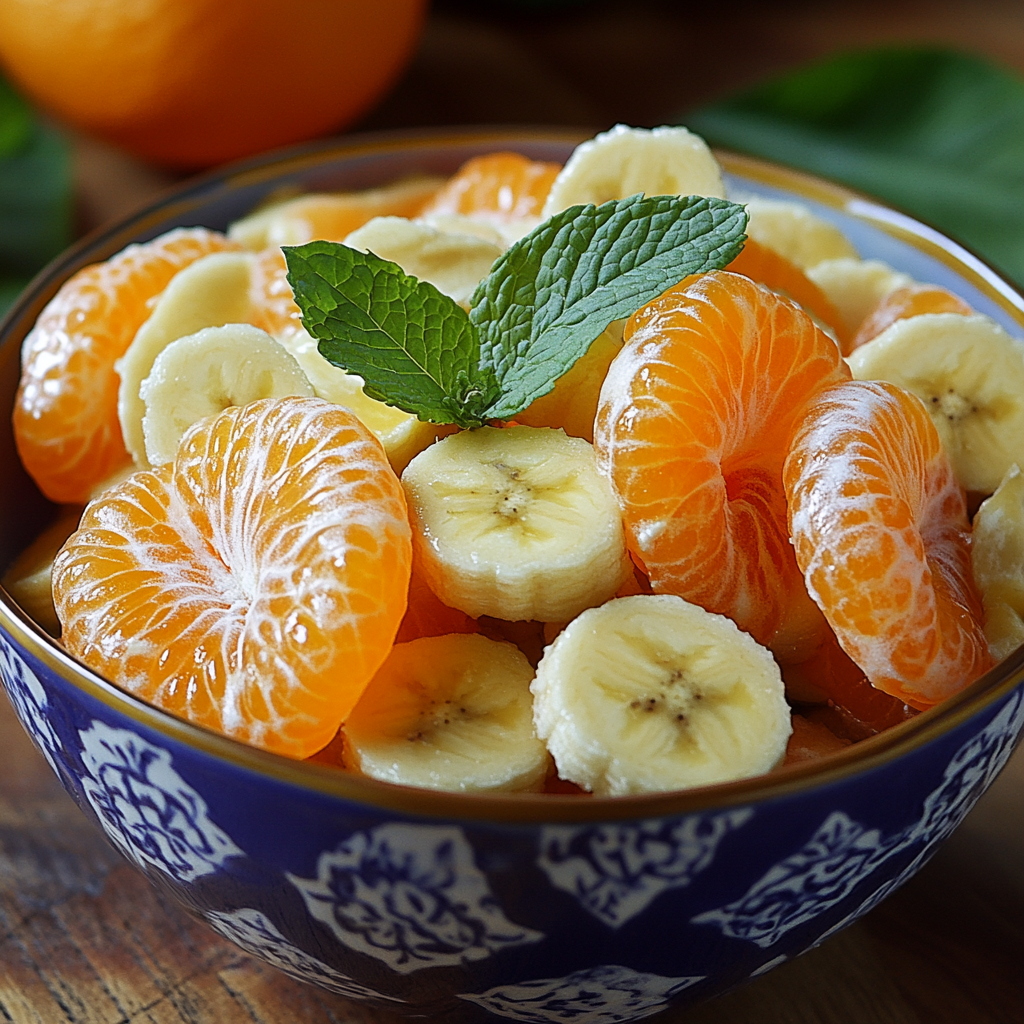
2 127 1023 1023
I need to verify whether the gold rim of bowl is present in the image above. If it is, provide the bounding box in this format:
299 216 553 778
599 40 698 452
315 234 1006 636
2 126 1023 824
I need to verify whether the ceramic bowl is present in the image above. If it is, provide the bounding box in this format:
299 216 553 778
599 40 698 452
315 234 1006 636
1 128 1023 1023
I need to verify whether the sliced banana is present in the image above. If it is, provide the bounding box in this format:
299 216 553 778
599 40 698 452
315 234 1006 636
972 463 1024 661
743 197 858 270
531 594 792 795
227 177 445 250
139 324 314 466
515 320 625 442
401 425 631 623
343 216 504 309
344 633 549 793
848 312 1024 493
417 212 507 249
1 507 82 637
116 251 255 467
542 124 725 218
807 257 913 340
277 328 455 475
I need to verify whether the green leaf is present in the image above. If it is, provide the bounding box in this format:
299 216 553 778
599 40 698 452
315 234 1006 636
284 241 497 429
686 47 1024 288
1 71 73 278
471 193 747 420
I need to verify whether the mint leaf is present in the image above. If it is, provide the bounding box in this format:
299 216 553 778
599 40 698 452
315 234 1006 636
471 194 747 420
686 47 1024 288
284 242 497 428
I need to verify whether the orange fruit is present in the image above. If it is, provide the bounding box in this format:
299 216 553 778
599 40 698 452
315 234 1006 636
420 152 562 227
249 246 304 340
13 227 241 505
230 178 444 251
784 379 991 708
782 714 851 766
849 282 973 352
727 237 850 352
395 561 478 645
595 271 849 650
52 396 412 759
0 0 427 168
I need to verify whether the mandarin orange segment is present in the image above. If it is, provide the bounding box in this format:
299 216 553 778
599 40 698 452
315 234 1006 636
395 560 478 644
784 379 991 707
52 396 412 758
595 271 849 651
249 246 304 339
849 282 973 352
726 237 850 352
420 152 561 226
13 228 242 504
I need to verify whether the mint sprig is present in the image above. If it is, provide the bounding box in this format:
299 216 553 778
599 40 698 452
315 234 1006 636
284 193 747 428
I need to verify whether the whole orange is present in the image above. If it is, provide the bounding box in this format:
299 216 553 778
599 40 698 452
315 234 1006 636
0 0 427 168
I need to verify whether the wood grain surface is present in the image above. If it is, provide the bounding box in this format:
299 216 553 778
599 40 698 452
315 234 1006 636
5 1 1024 1020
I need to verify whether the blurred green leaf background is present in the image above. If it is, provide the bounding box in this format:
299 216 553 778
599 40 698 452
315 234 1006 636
688 47 1024 289
0 73 72 319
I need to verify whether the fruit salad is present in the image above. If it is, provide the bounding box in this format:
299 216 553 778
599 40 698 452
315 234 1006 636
6 125 1024 798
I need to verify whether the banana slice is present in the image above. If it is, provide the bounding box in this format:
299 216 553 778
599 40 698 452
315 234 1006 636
743 197 858 270
416 212 507 248
848 313 1024 493
344 633 549 793
541 124 726 218
1 507 82 637
227 177 446 250
139 324 314 466
515 320 625 442
807 257 913 339
116 251 255 467
972 464 1024 661
531 594 792 795
343 216 504 308
401 425 631 623
277 328 455 475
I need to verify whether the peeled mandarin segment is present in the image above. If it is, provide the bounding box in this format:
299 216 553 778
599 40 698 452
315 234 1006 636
13 227 241 504
726 238 849 351
782 714 851 766
249 246 304 339
784 379 992 707
395 559 478 644
781 627 917 734
344 633 549 793
971 463 1024 661
850 282 973 352
742 197 858 271
595 271 850 651
420 152 561 230
227 177 446 250
52 396 412 759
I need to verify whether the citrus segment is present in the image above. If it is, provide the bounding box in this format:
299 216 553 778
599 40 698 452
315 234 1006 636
395 561 478 644
229 177 444 250
420 152 561 232
727 238 849 351
249 246 304 339
850 283 972 352
595 271 849 650
782 714 851 765
13 228 241 504
784 380 991 707
52 396 412 758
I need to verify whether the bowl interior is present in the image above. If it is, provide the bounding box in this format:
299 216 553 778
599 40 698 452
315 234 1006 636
2 126 1024 822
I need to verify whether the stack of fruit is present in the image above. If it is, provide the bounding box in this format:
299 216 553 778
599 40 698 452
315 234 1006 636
6 126 1024 798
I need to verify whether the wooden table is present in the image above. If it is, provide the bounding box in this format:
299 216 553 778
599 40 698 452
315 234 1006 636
5 1 1024 1020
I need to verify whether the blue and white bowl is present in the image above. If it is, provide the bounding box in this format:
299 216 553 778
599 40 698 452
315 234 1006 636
2 129 1023 1022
